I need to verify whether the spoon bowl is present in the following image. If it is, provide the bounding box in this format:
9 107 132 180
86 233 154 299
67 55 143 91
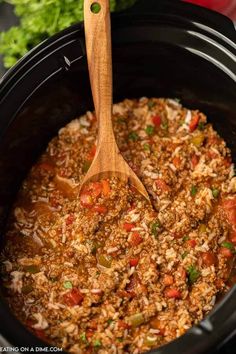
81 0 149 201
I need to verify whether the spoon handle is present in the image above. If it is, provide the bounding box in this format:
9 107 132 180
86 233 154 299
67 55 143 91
84 0 113 143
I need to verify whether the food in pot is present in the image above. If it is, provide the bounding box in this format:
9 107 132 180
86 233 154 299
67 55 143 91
1 98 236 353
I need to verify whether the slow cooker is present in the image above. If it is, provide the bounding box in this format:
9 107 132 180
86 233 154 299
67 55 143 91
0 0 235 353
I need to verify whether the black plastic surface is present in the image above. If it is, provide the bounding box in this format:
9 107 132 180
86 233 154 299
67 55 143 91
0 0 236 353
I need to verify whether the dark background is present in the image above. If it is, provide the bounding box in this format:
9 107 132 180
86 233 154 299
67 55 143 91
0 2 18 77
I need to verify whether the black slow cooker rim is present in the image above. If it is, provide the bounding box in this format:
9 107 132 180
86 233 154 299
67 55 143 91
0 0 236 353
0 1 235 140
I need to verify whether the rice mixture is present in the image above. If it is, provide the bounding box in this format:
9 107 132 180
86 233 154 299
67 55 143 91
1 98 236 353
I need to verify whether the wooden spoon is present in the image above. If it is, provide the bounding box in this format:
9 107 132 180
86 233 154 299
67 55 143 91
81 0 149 201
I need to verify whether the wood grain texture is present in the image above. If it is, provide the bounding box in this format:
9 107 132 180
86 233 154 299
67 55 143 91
81 0 149 200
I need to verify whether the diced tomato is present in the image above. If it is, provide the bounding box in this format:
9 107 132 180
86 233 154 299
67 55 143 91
225 209 236 226
63 288 84 306
80 191 93 208
34 329 48 342
87 145 96 160
164 288 181 299
222 157 232 167
66 214 74 225
85 345 95 353
128 290 137 298
222 266 232 281
118 320 130 329
172 156 181 168
148 138 155 145
189 115 199 132
155 179 170 193
129 258 139 267
152 115 162 127
58 169 67 178
215 279 224 289
81 182 102 198
37 162 55 174
221 197 236 228
129 232 143 247
86 329 95 338
88 319 98 330
101 180 111 196
163 275 174 286
123 222 135 232
222 197 236 211
207 150 218 159
201 252 217 266
219 247 233 259
90 182 102 198
191 154 199 169
172 232 184 239
26 319 35 327
117 289 136 298
187 239 197 248
229 229 236 244
92 205 107 214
